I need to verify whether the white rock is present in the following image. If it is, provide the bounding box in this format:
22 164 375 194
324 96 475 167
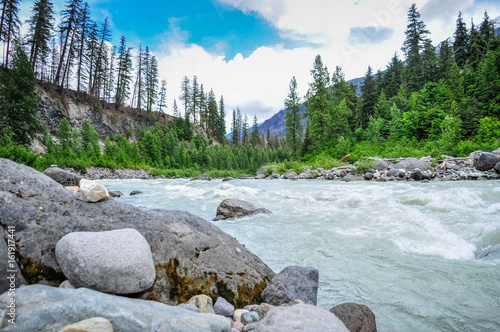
55 228 155 294
61 317 114 332
79 178 110 203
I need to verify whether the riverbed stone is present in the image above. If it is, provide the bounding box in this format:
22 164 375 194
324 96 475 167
187 294 215 314
241 311 260 325
129 190 143 195
61 317 113 332
255 304 349 332
473 152 500 171
214 199 272 221
178 303 200 313
43 166 82 187
411 168 423 180
330 302 377 332
79 178 110 203
233 309 249 322
55 228 155 294
223 177 236 182
243 322 258 331
214 297 235 317
0 158 275 305
59 280 75 289
108 190 123 197
232 320 244 331
0 284 231 332
261 266 319 306
395 158 431 172
191 173 211 181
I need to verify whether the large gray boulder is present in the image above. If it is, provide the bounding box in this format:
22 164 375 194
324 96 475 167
0 284 232 332
261 266 319 306
255 304 349 332
0 158 274 306
473 152 500 171
494 162 500 174
330 302 377 332
43 166 82 187
0 236 26 294
55 228 155 294
395 158 431 172
214 199 271 221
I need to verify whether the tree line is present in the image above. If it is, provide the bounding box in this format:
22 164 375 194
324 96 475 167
284 4 500 160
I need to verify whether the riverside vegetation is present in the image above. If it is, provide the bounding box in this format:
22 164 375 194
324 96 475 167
0 4 500 177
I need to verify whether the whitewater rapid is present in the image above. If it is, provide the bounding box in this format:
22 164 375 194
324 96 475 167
99 178 500 331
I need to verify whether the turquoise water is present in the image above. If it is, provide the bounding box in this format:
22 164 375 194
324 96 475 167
99 179 500 331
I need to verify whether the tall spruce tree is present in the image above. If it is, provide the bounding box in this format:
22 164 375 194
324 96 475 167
284 76 303 158
250 115 260 146
216 95 226 143
115 36 132 109
75 1 90 92
401 3 429 92
453 12 468 68
55 0 81 86
360 65 377 128
26 0 54 74
0 0 20 67
383 53 404 98
158 79 167 113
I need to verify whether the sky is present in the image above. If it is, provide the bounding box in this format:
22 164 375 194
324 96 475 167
21 0 500 125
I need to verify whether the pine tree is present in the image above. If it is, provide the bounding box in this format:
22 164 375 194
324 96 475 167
25 0 54 75
241 113 249 145
453 12 468 68
402 3 430 93
422 39 438 83
158 79 167 113
115 36 132 109
75 1 90 92
191 76 199 124
216 95 226 143
146 55 158 112
284 76 303 158
468 20 487 70
90 17 111 98
231 109 240 144
479 11 495 46
0 45 40 146
0 0 20 67
360 65 377 128
55 0 81 86
207 88 218 133
250 115 260 146
180 76 191 118
383 53 404 98
437 39 453 80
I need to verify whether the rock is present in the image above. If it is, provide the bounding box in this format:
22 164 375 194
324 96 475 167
0 158 274 305
214 199 272 221
61 317 113 332
232 320 244 332
269 173 281 179
43 166 82 187
364 172 374 180
243 322 258 331
108 190 123 197
64 186 80 198
0 234 26 294
178 303 200 313
244 304 259 311
233 309 249 323
281 299 306 307
79 178 110 203
493 148 500 156
55 228 155 294
330 302 377 332
214 297 235 317
395 158 431 172
0 284 231 332
474 152 500 171
239 174 253 179
223 177 236 182
261 266 319 306
255 304 349 332
410 168 423 181
256 166 276 176
241 311 260 325
59 280 75 289
187 294 215 314
129 190 143 195
388 168 404 178
255 174 266 179
256 303 274 319
191 173 211 181
342 174 365 182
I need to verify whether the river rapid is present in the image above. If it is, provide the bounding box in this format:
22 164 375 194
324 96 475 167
99 178 500 331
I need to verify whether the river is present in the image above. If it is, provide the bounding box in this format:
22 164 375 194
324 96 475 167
99 178 500 331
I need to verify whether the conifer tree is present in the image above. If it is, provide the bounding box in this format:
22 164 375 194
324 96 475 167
453 12 468 68
250 115 260 146
242 113 249 145
90 17 111 98
191 76 199 124
360 65 377 128
284 76 303 158
437 39 453 80
158 79 167 113
26 0 55 74
383 53 404 98
421 39 438 83
75 1 90 92
55 0 81 86
180 76 191 119
115 36 132 109
146 55 158 112
479 11 495 46
207 89 217 133
216 95 226 143
0 0 20 67
468 20 487 70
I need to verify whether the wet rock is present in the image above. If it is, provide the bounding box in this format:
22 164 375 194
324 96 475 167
191 173 211 181
494 162 500 174
410 168 423 181
330 302 377 332
55 228 155 294
214 297 235 317
60 317 113 332
223 177 236 182
255 304 349 332
0 158 275 305
108 190 123 197
129 190 143 196
43 166 82 187
187 294 215 314
214 199 272 221
261 266 319 306
79 179 110 203
0 285 231 332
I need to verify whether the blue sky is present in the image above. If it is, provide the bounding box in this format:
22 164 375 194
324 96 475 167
22 0 500 123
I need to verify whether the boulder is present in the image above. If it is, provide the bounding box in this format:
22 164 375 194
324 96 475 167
191 173 211 181
241 311 260 325
473 152 500 171
108 190 123 197
79 179 110 203
214 297 235 317
0 233 26 294
0 284 231 332
129 190 143 196
330 302 377 332
493 148 500 156
214 199 272 221
261 266 319 306
55 228 155 294
410 168 423 181
256 303 274 319
59 280 75 289
222 177 236 182
255 174 266 179
232 321 244 331
395 158 431 172
255 304 349 332
177 303 200 313
239 175 253 179
60 317 113 332
187 294 215 314
43 167 82 187
342 174 364 182
233 309 249 323
0 158 274 306
494 162 500 174
243 322 258 331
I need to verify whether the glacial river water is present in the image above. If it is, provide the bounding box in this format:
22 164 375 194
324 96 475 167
99 178 500 331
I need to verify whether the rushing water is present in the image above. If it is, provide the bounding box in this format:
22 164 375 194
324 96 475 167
99 178 500 331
